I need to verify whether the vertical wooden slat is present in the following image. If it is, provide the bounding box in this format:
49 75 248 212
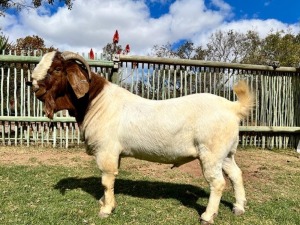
167 67 171 99
6 67 10 116
199 69 202 93
66 123 69 148
1 68 4 116
147 64 150 99
141 63 145 98
180 70 183 97
7 121 11 145
162 67 166 100
130 63 134 94
209 71 212 93
184 70 187 96
157 66 160 100
53 125 56 148
27 69 31 117
135 64 139 95
13 68 17 116
195 70 198 93
213 71 216 95
173 68 177 98
26 124 30 147
189 67 192 95
59 123 63 148
20 69 24 116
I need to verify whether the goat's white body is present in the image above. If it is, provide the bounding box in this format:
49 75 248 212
82 83 240 166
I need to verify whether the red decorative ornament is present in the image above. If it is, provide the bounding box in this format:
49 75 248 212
89 48 94 60
125 44 130 53
113 30 119 44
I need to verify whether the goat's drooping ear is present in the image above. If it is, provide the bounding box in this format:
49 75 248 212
66 64 89 99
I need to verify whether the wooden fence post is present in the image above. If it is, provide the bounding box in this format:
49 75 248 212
110 54 120 84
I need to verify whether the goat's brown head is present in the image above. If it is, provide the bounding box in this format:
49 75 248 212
29 51 92 119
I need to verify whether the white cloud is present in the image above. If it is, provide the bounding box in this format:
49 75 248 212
1 0 299 56
193 18 300 47
211 0 231 12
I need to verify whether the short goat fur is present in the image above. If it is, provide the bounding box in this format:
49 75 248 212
29 51 254 224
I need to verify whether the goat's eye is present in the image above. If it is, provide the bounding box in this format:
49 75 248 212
55 67 62 72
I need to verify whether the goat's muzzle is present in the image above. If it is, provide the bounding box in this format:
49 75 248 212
33 88 47 99
26 79 47 99
26 81 33 87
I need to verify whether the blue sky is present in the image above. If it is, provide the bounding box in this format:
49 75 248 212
146 0 300 23
224 0 299 23
1 0 299 55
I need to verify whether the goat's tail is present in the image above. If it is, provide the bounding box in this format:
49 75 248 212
233 80 255 119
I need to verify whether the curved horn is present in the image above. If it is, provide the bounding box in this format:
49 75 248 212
61 51 92 80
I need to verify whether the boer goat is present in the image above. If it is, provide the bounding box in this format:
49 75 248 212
28 51 254 224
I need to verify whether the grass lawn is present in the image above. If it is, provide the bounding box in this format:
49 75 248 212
0 146 299 225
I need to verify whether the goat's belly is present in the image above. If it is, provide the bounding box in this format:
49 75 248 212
120 144 199 164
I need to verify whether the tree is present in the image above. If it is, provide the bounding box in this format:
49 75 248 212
150 41 206 60
205 30 261 63
192 46 207 60
260 30 300 67
0 0 73 17
238 30 262 65
102 43 122 60
8 35 56 55
176 41 194 59
0 31 10 52
150 42 177 58
102 30 130 61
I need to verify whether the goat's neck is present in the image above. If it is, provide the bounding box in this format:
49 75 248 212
67 73 108 125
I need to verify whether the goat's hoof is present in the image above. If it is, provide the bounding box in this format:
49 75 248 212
99 211 110 218
200 219 213 225
99 197 104 206
200 213 216 224
233 206 245 216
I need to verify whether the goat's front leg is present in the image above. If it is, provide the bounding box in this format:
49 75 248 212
96 152 119 218
99 173 117 218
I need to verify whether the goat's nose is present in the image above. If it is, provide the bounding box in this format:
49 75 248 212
25 77 32 86
26 81 33 87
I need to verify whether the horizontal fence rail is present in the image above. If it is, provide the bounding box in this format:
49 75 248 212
0 52 299 149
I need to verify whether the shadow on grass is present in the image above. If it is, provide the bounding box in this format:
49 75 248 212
54 177 233 215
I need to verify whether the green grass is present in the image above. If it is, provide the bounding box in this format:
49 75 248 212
0 147 299 225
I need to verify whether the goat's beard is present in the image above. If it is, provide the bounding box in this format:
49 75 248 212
43 94 56 119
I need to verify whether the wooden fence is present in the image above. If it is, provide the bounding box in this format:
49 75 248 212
0 52 299 149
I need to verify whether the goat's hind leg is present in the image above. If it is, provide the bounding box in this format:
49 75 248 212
222 153 246 216
199 152 226 224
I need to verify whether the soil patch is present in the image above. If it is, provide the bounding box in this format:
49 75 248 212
0 146 299 182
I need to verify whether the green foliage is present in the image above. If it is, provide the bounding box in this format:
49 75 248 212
260 30 300 67
0 0 73 16
0 33 9 52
